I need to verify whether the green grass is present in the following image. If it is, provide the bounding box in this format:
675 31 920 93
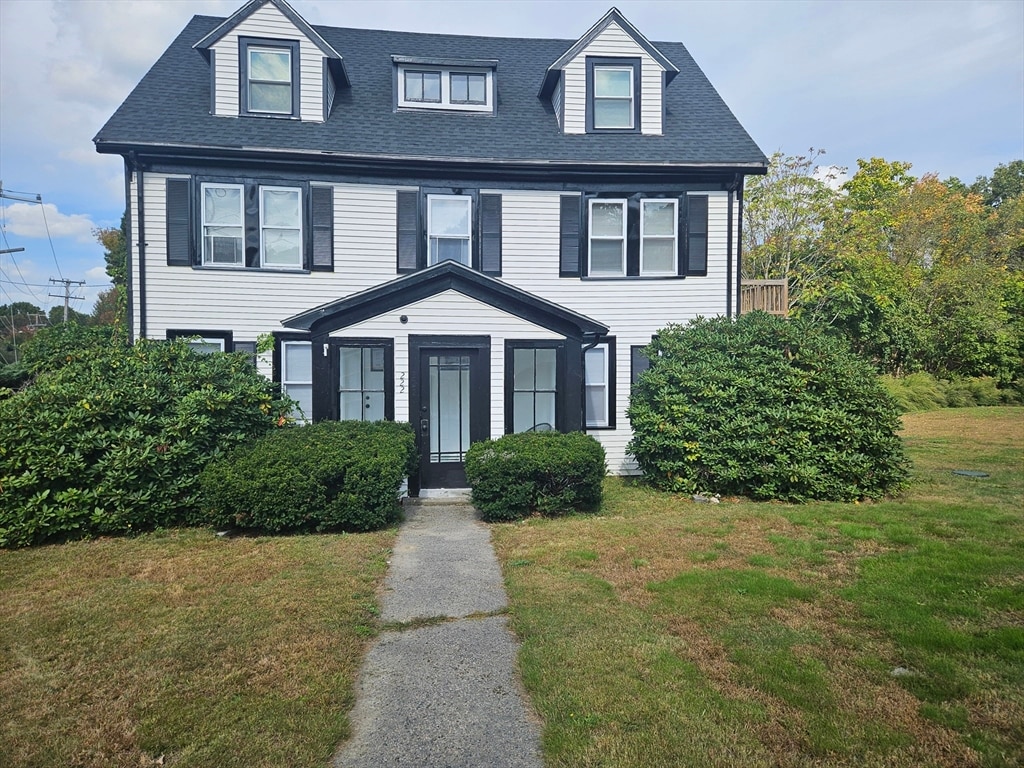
493 407 1024 767
0 528 396 767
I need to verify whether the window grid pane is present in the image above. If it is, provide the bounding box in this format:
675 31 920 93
593 66 633 129
511 347 557 433
282 341 313 421
428 196 472 266
260 187 302 268
338 345 387 422
248 47 292 113
202 185 244 266
589 200 626 275
585 346 609 427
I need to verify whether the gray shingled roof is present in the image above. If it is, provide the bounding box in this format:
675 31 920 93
95 15 766 169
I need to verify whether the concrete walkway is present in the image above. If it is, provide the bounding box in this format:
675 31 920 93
333 500 544 768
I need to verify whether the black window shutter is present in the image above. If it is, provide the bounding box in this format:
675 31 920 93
166 178 192 266
685 195 709 276
559 194 581 277
311 186 334 271
480 193 502 276
396 190 419 273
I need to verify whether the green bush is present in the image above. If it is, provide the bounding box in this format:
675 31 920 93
464 431 605 522
881 372 1021 412
627 312 910 502
19 322 118 373
0 338 291 548
199 421 416 533
880 372 948 412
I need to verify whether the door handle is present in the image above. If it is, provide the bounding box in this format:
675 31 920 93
420 418 429 435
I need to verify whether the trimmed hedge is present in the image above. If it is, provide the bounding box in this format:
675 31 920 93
464 431 606 522
0 336 290 548
199 420 416 533
627 313 910 502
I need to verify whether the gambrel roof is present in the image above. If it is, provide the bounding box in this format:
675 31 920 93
95 13 766 170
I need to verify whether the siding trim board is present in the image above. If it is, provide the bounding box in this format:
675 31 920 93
283 260 608 339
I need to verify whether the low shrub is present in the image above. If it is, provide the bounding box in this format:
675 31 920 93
464 431 605 522
0 338 291 548
881 372 1021 412
628 312 910 502
199 421 416 533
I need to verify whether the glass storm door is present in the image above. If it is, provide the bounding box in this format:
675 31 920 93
417 346 486 488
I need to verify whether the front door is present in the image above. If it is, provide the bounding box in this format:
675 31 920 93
412 336 489 489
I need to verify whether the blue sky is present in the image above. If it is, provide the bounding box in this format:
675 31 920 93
1 0 1021 314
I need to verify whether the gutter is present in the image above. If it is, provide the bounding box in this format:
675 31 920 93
95 139 770 177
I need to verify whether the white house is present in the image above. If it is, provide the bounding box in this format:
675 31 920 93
95 0 767 492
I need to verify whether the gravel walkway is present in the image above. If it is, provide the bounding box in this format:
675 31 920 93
332 502 544 768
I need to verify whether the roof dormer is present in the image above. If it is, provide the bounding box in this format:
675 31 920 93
539 8 678 136
193 0 349 123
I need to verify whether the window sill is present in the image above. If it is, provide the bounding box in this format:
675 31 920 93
239 111 301 120
586 423 616 430
195 265 310 275
578 275 693 281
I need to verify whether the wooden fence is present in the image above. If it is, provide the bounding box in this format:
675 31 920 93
740 279 788 316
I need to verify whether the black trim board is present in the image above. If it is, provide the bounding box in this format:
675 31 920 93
239 37 301 118
284 260 607 339
586 56 642 134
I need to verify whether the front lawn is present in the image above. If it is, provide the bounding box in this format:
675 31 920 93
493 407 1023 767
0 529 395 767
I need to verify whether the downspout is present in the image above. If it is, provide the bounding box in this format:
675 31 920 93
122 157 135 343
736 178 745 318
130 152 147 339
725 178 735 318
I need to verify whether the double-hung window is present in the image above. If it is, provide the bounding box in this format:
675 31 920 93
585 341 615 429
427 195 472 266
588 199 627 276
201 184 244 266
640 199 678 275
593 66 634 129
244 41 297 115
260 187 302 268
511 346 558 433
281 340 313 421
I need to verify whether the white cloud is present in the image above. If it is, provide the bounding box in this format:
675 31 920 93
2 202 96 243
813 165 848 191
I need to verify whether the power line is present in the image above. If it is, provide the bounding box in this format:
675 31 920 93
0 183 67 280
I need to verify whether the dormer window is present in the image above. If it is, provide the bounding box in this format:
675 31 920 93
394 57 496 113
586 57 640 133
240 38 299 116
404 71 441 103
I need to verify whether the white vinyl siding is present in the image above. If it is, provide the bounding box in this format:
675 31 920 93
136 175 734 474
560 20 664 135
210 2 325 122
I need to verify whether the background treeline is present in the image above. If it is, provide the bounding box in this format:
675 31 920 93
743 154 1023 406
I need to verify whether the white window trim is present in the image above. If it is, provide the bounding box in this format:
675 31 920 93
201 183 244 267
640 198 678 276
585 345 610 428
588 198 627 276
247 45 293 115
259 185 303 270
397 65 493 112
593 65 635 130
281 340 313 422
427 194 473 266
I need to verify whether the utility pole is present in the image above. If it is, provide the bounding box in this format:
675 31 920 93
48 277 85 323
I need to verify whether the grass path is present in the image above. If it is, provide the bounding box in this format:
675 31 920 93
492 407 1023 767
